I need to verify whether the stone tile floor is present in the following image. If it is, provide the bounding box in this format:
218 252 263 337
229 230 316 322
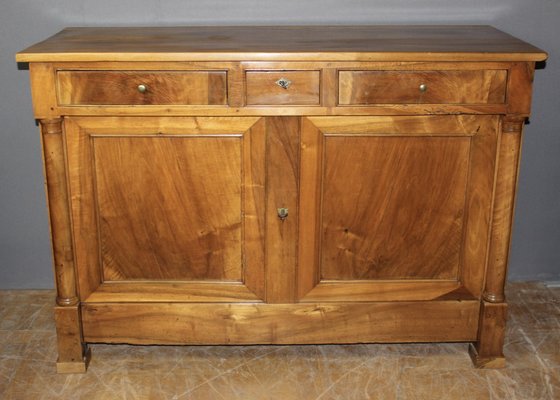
0 282 558 399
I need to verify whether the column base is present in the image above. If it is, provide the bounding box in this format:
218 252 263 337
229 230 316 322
55 305 89 374
56 346 91 374
468 343 505 369
469 300 508 369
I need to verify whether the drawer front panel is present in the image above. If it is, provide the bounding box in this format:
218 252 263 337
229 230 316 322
339 70 507 105
57 70 227 105
246 70 320 105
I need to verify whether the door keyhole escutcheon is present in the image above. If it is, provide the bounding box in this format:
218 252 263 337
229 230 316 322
277 207 289 221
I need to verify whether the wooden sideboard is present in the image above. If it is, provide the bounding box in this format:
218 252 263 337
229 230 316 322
16 26 547 373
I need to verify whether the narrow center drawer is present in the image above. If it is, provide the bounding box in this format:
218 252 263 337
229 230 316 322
57 71 227 105
339 70 507 105
246 71 320 105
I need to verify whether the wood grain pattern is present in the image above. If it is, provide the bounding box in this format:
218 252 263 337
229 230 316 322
506 62 536 115
339 70 507 105
65 117 266 300
28 60 517 119
265 117 300 303
460 117 500 298
298 115 498 302
469 301 507 368
307 114 488 135
241 60 514 71
54 306 89 373
53 104 509 117
301 281 465 302
39 119 78 306
321 68 337 107
484 117 525 303
227 63 245 107
69 115 261 135
65 118 102 302
81 301 480 344
298 118 323 299
85 282 261 303
16 26 547 62
246 71 320 105
93 136 242 281
242 118 267 299
321 135 470 280
57 70 227 105
30 64 58 118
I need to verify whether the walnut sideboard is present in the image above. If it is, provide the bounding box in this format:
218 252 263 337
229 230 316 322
16 26 547 373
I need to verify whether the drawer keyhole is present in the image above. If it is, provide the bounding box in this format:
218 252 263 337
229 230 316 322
275 78 292 89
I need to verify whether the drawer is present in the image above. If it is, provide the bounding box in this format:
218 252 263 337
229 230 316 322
57 70 227 105
338 70 507 105
246 71 320 105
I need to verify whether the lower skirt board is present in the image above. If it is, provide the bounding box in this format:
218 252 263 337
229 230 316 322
81 301 479 345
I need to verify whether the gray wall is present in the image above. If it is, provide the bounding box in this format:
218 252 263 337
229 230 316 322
1 0 558 288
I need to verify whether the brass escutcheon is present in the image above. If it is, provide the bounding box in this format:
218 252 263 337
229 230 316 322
275 78 291 89
277 207 289 221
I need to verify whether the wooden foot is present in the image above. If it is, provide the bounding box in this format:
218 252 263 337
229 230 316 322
468 342 505 368
55 306 89 373
56 346 91 374
470 301 507 368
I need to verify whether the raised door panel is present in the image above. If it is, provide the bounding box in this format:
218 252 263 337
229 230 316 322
298 115 499 302
65 117 266 302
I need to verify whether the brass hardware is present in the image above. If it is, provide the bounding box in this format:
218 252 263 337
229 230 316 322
275 78 292 89
277 208 289 221
419 83 428 93
137 84 148 93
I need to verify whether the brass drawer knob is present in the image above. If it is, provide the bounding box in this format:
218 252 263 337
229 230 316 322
137 84 148 93
419 83 428 93
275 78 292 89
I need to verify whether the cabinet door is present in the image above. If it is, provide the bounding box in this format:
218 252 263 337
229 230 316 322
65 117 266 303
298 115 499 302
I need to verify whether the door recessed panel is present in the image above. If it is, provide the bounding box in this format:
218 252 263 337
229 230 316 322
321 136 470 280
93 136 242 281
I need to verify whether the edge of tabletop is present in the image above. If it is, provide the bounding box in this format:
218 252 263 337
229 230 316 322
15 50 548 63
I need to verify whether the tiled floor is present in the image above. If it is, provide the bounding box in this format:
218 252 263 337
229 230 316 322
0 282 559 399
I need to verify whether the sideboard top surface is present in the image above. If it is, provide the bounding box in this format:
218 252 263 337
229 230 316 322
16 25 547 63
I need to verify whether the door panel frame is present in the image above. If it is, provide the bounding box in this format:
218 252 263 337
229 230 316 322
64 116 266 303
298 115 499 301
